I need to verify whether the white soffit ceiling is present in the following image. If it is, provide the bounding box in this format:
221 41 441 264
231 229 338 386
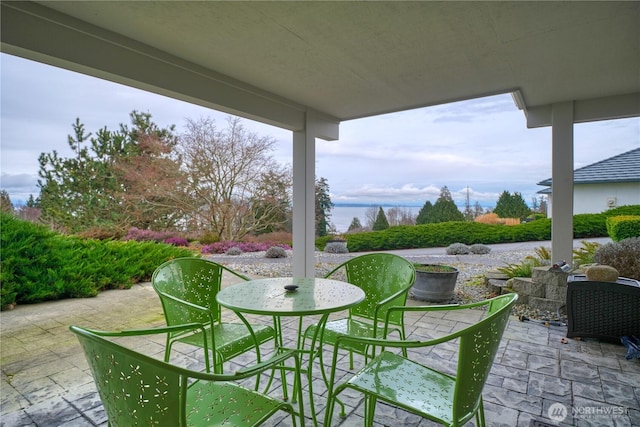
2 1 639 131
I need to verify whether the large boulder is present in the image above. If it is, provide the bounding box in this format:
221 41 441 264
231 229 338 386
585 264 619 282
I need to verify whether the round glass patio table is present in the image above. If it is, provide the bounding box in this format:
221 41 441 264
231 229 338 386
216 277 365 427
216 277 365 316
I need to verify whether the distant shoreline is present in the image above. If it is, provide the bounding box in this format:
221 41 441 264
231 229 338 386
333 202 421 208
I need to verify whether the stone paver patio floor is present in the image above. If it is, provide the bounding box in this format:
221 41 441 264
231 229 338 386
1 275 639 426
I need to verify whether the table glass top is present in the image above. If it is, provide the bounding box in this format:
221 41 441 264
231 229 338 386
216 277 365 316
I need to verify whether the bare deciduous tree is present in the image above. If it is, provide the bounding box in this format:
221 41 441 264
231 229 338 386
364 206 378 229
179 116 290 241
386 206 416 226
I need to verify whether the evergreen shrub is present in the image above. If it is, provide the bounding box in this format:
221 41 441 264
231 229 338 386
0 213 194 309
225 246 243 256
606 215 640 241
470 244 491 254
265 246 287 258
325 241 349 254
314 206 640 254
446 243 470 255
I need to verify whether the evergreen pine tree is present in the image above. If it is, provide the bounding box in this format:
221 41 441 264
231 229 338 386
315 177 333 237
493 190 512 218
511 192 531 219
347 217 363 231
415 200 433 225
372 206 390 231
429 186 464 223
494 190 531 219
25 194 38 208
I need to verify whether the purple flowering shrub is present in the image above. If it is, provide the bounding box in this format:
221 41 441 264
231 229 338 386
124 227 172 242
164 237 189 247
202 241 291 254
125 228 190 247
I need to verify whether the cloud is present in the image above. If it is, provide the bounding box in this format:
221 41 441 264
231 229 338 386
2 53 639 211
0 173 39 205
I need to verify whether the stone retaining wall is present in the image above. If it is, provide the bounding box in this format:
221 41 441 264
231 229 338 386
486 267 570 312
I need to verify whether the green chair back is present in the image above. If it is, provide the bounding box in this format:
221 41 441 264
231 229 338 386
151 257 274 373
152 257 244 325
453 294 516 423
70 325 298 427
72 326 185 426
327 253 415 326
324 293 518 427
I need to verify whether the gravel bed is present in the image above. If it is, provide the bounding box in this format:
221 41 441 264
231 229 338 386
205 248 564 322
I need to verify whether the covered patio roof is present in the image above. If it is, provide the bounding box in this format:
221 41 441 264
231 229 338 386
2 1 639 273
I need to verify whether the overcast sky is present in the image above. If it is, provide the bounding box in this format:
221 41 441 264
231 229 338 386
2 53 639 208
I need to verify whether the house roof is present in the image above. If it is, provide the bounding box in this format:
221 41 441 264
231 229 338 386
537 148 640 186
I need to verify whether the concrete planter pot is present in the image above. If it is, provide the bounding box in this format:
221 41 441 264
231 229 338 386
411 264 459 302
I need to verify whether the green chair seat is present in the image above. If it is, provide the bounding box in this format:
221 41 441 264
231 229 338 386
175 322 275 361
306 318 393 355
344 351 457 425
186 381 290 426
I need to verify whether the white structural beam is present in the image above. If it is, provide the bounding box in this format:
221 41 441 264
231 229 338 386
526 93 640 128
551 102 575 264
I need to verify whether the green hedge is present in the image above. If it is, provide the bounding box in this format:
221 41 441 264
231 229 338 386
317 205 640 252
0 213 195 309
606 215 640 241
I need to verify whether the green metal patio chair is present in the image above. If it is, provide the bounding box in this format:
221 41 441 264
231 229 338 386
303 253 415 372
70 324 303 427
323 293 518 427
152 257 275 373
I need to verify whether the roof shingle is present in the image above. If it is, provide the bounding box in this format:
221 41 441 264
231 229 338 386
537 148 640 186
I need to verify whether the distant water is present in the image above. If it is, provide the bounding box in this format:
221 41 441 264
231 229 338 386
329 205 419 233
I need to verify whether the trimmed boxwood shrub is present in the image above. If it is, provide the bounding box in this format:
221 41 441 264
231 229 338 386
606 215 640 241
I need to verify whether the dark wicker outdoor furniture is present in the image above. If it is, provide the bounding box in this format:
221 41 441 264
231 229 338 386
566 275 640 343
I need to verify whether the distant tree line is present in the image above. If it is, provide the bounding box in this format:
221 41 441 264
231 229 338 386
1 110 544 240
2 112 335 241
346 186 540 233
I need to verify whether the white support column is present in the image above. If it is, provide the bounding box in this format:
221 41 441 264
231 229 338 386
291 109 338 278
551 102 575 264
292 117 317 278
